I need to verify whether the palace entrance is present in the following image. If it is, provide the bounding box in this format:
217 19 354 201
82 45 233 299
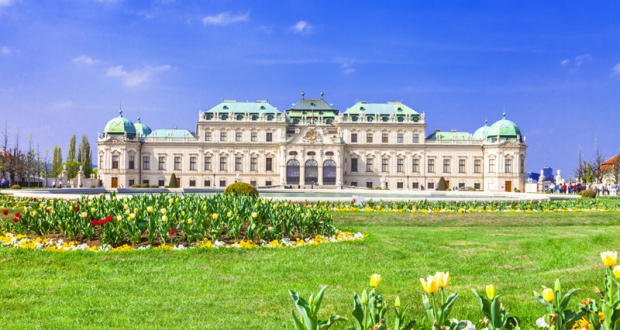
304 159 318 185
286 159 300 184
323 160 336 185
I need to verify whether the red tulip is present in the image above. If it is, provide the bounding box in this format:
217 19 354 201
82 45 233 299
106 216 113 222
74 206 80 211
98 220 106 226
169 229 175 235
45 209 50 214
2 210 7 215
90 220 97 226
15 212 21 218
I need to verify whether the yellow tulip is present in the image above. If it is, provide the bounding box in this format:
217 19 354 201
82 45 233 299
175 198 179 203
370 274 381 288
113 197 116 201
614 266 620 279
212 213 219 220
124 204 128 210
203 206 207 211
117 215 122 221
81 212 88 218
420 275 439 293
88 202 93 206
133 208 138 213
161 208 167 214
435 272 450 288
125 210 130 215
543 288 554 302
169 199 174 204
486 285 496 300
162 215 168 222
601 251 618 267
395 296 401 307
252 212 258 218
227 212 232 217
147 206 153 213
129 213 135 219
188 219 193 224
182 211 185 216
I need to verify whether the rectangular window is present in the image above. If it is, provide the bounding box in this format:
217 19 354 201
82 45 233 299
520 159 524 173
219 180 226 187
220 157 227 171
351 181 358 187
220 132 227 142
367 134 373 143
366 181 373 188
412 159 419 172
428 182 434 189
158 157 165 170
459 159 465 173
266 132 272 142
266 158 272 171
413 134 419 143
397 182 404 189
382 159 388 172
265 181 272 186
129 179 135 186
412 182 419 189
190 157 196 170
251 132 257 142
112 156 119 169
397 159 403 172
235 157 242 171
250 180 257 187
205 132 211 141
236 132 242 142
505 159 512 173
489 159 495 173
142 156 150 170
459 182 465 188
382 133 388 143
351 133 358 143
100 156 103 167
142 180 149 185
189 180 196 187
351 158 358 172
174 157 181 170
204 180 211 187
366 159 373 172
204 157 211 170
428 159 435 173
397 134 403 143
474 183 481 190
158 180 165 187
251 158 257 171
443 159 450 173
474 159 481 173
128 156 135 169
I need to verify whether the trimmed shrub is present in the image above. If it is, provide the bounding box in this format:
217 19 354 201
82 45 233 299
367 187 373 190
446 188 451 191
90 185 96 188
164 185 169 188
131 184 140 188
10 185 22 190
383 187 389 190
581 189 597 199
54 185 61 189
223 182 259 198
141 183 149 188
514 189 521 193
438 177 447 191
467 188 475 191
149 185 158 188
545 190 551 194
374 187 382 190
168 173 179 188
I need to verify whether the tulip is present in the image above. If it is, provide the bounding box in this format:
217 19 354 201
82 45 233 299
614 266 620 279
91 208 95 213
182 211 185 216
227 212 232 217
395 296 401 307
81 212 88 218
13 218 18 223
370 274 381 289
129 213 135 219
117 215 122 221
175 198 179 203
125 210 130 215
420 275 439 294
2 210 8 215
601 251 618 267
162 215 168 222
212 213 219 220
112 197 116 201
147 206 153 213
361 290 369 304
435 272 450 288
188 219 193 224
486 285 496 300
169 229 175 235
88 202 93 206
133 208 138 213
252 212 258 218
543 288 554 302
123 204 128 210
161 208 167 214
554 279 561 293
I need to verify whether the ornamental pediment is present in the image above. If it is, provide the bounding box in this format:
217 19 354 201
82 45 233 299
498 141 521 148
288 126 337 145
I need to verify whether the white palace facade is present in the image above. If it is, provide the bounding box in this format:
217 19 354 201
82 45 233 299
97 93 528 192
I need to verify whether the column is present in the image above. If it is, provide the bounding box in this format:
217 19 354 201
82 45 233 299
300 166 305 186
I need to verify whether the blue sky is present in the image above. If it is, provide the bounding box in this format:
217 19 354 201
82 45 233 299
0 0 619 175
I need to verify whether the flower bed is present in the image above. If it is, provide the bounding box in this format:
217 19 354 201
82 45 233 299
0 193 364 250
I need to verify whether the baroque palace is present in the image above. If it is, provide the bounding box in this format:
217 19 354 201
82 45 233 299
97 93 527 191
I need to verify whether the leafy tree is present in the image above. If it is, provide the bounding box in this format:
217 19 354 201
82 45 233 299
63 160 81 179
67 134 76 162
51 145 61 177
80 135 92 177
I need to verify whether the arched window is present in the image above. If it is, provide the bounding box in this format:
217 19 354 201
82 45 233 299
267 115 274 121
323 159 337 186
221 114 228 120
286 159 300 184
307 151 316 156
289 151 298 156
251 115 258 121
236 115 243 121
325 151 334 157
304 159 318 185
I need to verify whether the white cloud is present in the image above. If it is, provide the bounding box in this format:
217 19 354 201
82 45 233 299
73 55 100 65
202 12 249 26
343 68 355 74
332 57 356 73
574 54 592 67
612 63 620 75
0 0 12 7
107 64 171 87
291 21 313 34
560 59 569 65
563 54 593 73
1 46 10 55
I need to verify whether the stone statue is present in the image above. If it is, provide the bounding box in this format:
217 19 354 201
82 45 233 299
236 173 240 182
380 175 387 189
79 165 83 172
295 128 300 134
540 170 544 178
63 165 67 171
337 179 342 188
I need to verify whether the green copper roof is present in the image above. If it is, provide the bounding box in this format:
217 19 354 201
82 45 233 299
133 117 152 137
426 131 471 141
287 96 337 112
150 129 196 139
205 101 280 114
344 101 419 115
487 113 521 136
472 120 490 140
104 111 136 134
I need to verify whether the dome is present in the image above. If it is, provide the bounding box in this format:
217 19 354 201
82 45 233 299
103 110 136 135
472 120 490 140
487 113 521 136
133 117 152 137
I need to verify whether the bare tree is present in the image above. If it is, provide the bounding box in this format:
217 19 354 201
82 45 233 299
592 137 607 183
573 145 585 183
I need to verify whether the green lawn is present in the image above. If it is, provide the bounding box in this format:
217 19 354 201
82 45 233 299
1 211 619 329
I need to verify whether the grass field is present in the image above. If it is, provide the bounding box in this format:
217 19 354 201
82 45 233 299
1 211 619 329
